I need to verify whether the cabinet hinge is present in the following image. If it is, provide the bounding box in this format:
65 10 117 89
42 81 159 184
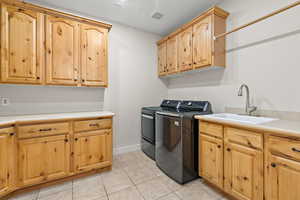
7 173 10 179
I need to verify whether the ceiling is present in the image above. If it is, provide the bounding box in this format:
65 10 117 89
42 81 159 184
25 0 223 36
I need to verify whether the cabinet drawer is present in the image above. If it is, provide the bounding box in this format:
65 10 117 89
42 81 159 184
225 127 263 150
74 119 112 132
268 136 300 161
0 127 14 135
200 121 223 138
18 122 69 138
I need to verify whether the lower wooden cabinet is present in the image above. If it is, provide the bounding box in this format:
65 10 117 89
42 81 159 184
265 136 300 200
224 142 263 200
0 127 15 197
199 134 223 188
18 135 70 187
74 130 112 173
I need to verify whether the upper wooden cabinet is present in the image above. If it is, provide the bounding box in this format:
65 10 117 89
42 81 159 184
0 127 15 197
80 24 108 87
157 7 229 77
46 16 79 86
178 27 193 72
193 16 212 68
0 1 111 87
0 5 44 84
166 36 178 74
158 42 167 76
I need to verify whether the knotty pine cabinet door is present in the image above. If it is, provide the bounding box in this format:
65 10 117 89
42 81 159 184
266 154 300 200
224 142 263 200
0 128 15 197
199 134 223 189
158 42 167 76
166 36 178 74
178 27 193 72
1 5 44 84
80 24 108 87
46 16 79 86
192 16 212 68
74 130 112 173
18 135 70 187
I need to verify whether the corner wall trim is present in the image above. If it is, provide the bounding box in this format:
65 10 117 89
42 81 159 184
113 144 141 155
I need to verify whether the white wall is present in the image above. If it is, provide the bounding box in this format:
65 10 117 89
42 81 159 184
0 8 168 150
168 0 300 113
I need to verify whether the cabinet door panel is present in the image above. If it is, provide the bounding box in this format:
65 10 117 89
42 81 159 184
166 36 178 74
199 134 223 188
1 5 44 84
81 24 107 86
266 155 300 200
46 16 79 85
18 135 70 187
193 16 212 68
178 27 193 71
74 130 112 173
0 130 14 196
224 143 263 200
158 42 167 76
45 137 70 180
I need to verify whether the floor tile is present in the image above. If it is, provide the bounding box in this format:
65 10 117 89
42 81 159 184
38 189 72 200
108 186 144 200
175 180 217 200
157 193 181 200
38 181 72 198
73 182 106 200
136 177 172 200
73 174 102 187
101 168 134 194
125 164 159 184
9 191 39 200
159 174 183 192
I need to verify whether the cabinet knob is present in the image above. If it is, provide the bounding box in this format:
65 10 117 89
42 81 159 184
217 145 221 148
271 163 276 168
292 147 300 153
10 133 15 136
75 138 78 141
36 77 40 80
64 139 69 143
82 79 85 82
226 148 231 152
194 62 197 65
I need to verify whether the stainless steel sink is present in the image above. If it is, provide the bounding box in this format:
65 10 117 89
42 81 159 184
204 113 278 124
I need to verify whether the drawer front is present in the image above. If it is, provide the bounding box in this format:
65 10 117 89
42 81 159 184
200 121 223 138
268 136 300 161
225 127 263 150
0 127 14 135
74 119 112 133
18 122 69 138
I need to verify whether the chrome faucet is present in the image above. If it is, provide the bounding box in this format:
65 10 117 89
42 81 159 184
238 84 257 116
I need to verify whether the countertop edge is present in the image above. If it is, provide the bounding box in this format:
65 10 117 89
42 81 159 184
195 115 300 138
0 112 115 127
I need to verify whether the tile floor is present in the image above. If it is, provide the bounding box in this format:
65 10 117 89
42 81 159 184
8 151 229 200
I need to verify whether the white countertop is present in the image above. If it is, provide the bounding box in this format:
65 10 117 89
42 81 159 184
195 114 300 137
0 111 115 126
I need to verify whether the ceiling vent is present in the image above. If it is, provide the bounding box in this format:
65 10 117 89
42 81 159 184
151 12 164 20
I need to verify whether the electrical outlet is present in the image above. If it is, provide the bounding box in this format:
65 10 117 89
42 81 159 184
1 98 10 106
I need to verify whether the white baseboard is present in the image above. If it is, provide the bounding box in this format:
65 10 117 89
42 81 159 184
113 144 141 155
